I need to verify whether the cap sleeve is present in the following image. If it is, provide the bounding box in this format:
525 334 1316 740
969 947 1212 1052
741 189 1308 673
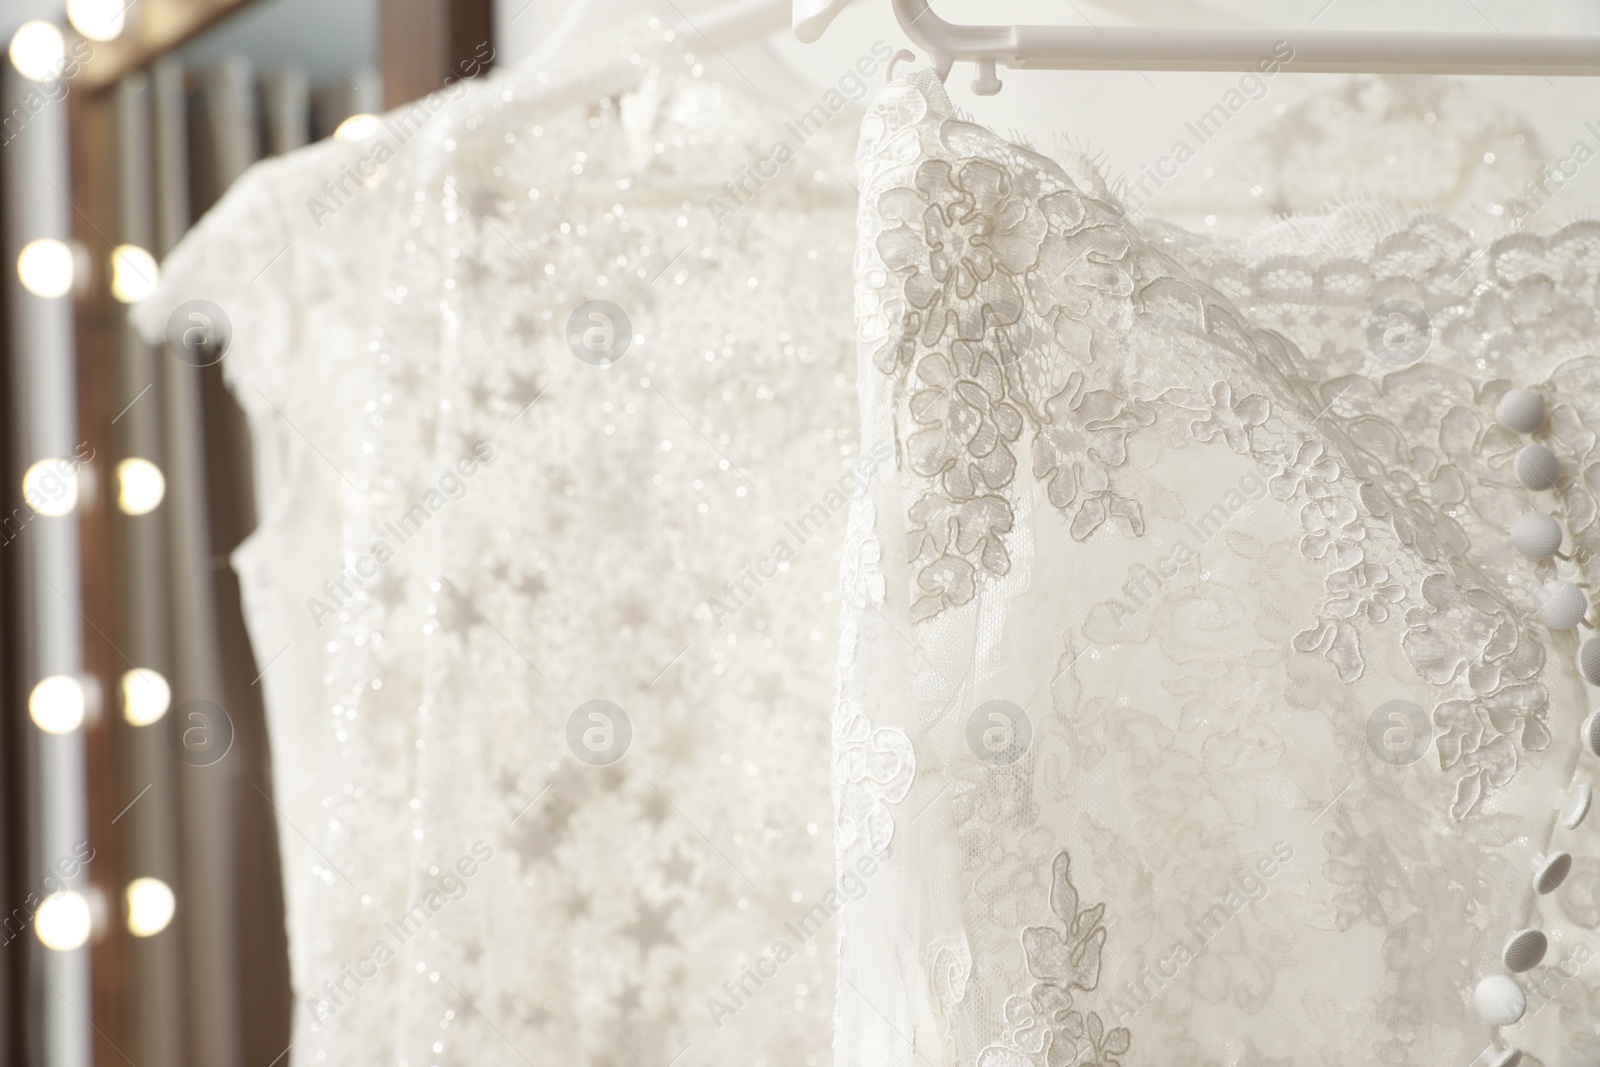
133 152 315 406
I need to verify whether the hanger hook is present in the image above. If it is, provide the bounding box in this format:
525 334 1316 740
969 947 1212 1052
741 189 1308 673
884 48 916 84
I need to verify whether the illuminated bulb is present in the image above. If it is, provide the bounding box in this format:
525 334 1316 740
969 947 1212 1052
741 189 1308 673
116 458 164 514
125 878 175 937
29 675 86 734
9 21 65 82
17 238 75 298
66 0 126 42
109 245 157 303
35 891 90 950
334 113 380 141
22 458 79 516
121 669 170 726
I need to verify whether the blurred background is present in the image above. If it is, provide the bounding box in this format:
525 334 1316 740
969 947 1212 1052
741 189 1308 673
0 1 1597 1065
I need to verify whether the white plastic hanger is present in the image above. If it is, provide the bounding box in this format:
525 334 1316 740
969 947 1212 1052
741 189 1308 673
795 0 1600 94
506 0 819 118
659 0 833 108
529 0 796 67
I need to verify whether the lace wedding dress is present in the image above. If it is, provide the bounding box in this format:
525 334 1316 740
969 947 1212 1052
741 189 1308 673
135 23 869 1067
838 69 1599 1067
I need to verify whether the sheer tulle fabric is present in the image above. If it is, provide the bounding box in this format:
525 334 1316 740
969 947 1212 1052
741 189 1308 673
135 26 861 1067
835 71 1598 1067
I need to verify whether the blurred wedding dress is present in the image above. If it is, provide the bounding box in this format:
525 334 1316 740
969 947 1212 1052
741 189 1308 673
135 16 872 1066
835 67 1600 1067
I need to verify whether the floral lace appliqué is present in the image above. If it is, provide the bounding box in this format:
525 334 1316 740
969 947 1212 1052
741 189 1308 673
834 700 915 855
980 850 1130 1067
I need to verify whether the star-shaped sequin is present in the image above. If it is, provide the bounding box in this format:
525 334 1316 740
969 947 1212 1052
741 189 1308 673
620 899 678 958
660 850 694 886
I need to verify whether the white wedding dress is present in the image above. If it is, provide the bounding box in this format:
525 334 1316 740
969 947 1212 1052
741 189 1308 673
837 69 1600 1067
134 22 865 1067
133 19 1600 1064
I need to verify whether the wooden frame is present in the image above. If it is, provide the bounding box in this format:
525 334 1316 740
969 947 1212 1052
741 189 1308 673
381 0 497 109
65 84 134 1067
78 0 251 91
80 0 495 106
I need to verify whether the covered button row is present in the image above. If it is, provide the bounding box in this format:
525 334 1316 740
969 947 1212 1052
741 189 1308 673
1471 388 1589 1055
1502 389 1559 489
1505 389 1600 764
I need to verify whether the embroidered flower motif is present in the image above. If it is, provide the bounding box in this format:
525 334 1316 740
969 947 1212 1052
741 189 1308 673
839 499 886 667
907 495 1013 620
1269 439 1341 502
928 934 974 1012
1297 493 1365 563
1027 216 1134 327
877 157 1046 351
1190 381 1270 452
909 338 1025 498
833 701 915 854
979 850 1130 1067
869 116 1156 607
967 825 1059 931
1404 574 1548 817
1548 366 1600 535
1029 372 1151 540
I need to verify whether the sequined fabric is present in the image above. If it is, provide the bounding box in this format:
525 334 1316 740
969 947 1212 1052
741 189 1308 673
135 24 861 1067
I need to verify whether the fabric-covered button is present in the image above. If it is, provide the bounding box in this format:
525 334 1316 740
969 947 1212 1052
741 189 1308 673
1502 929 1547 972
1536 580 1587 629
1486 1048 1522 1067
1585 710 1600 759
1534 852 1572 895
1582 639 1600 687
1511 512 1563 560
1562 784 1593 829
1497 388 1546 434
1474 975 1527 1026
1515 444 1560 490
